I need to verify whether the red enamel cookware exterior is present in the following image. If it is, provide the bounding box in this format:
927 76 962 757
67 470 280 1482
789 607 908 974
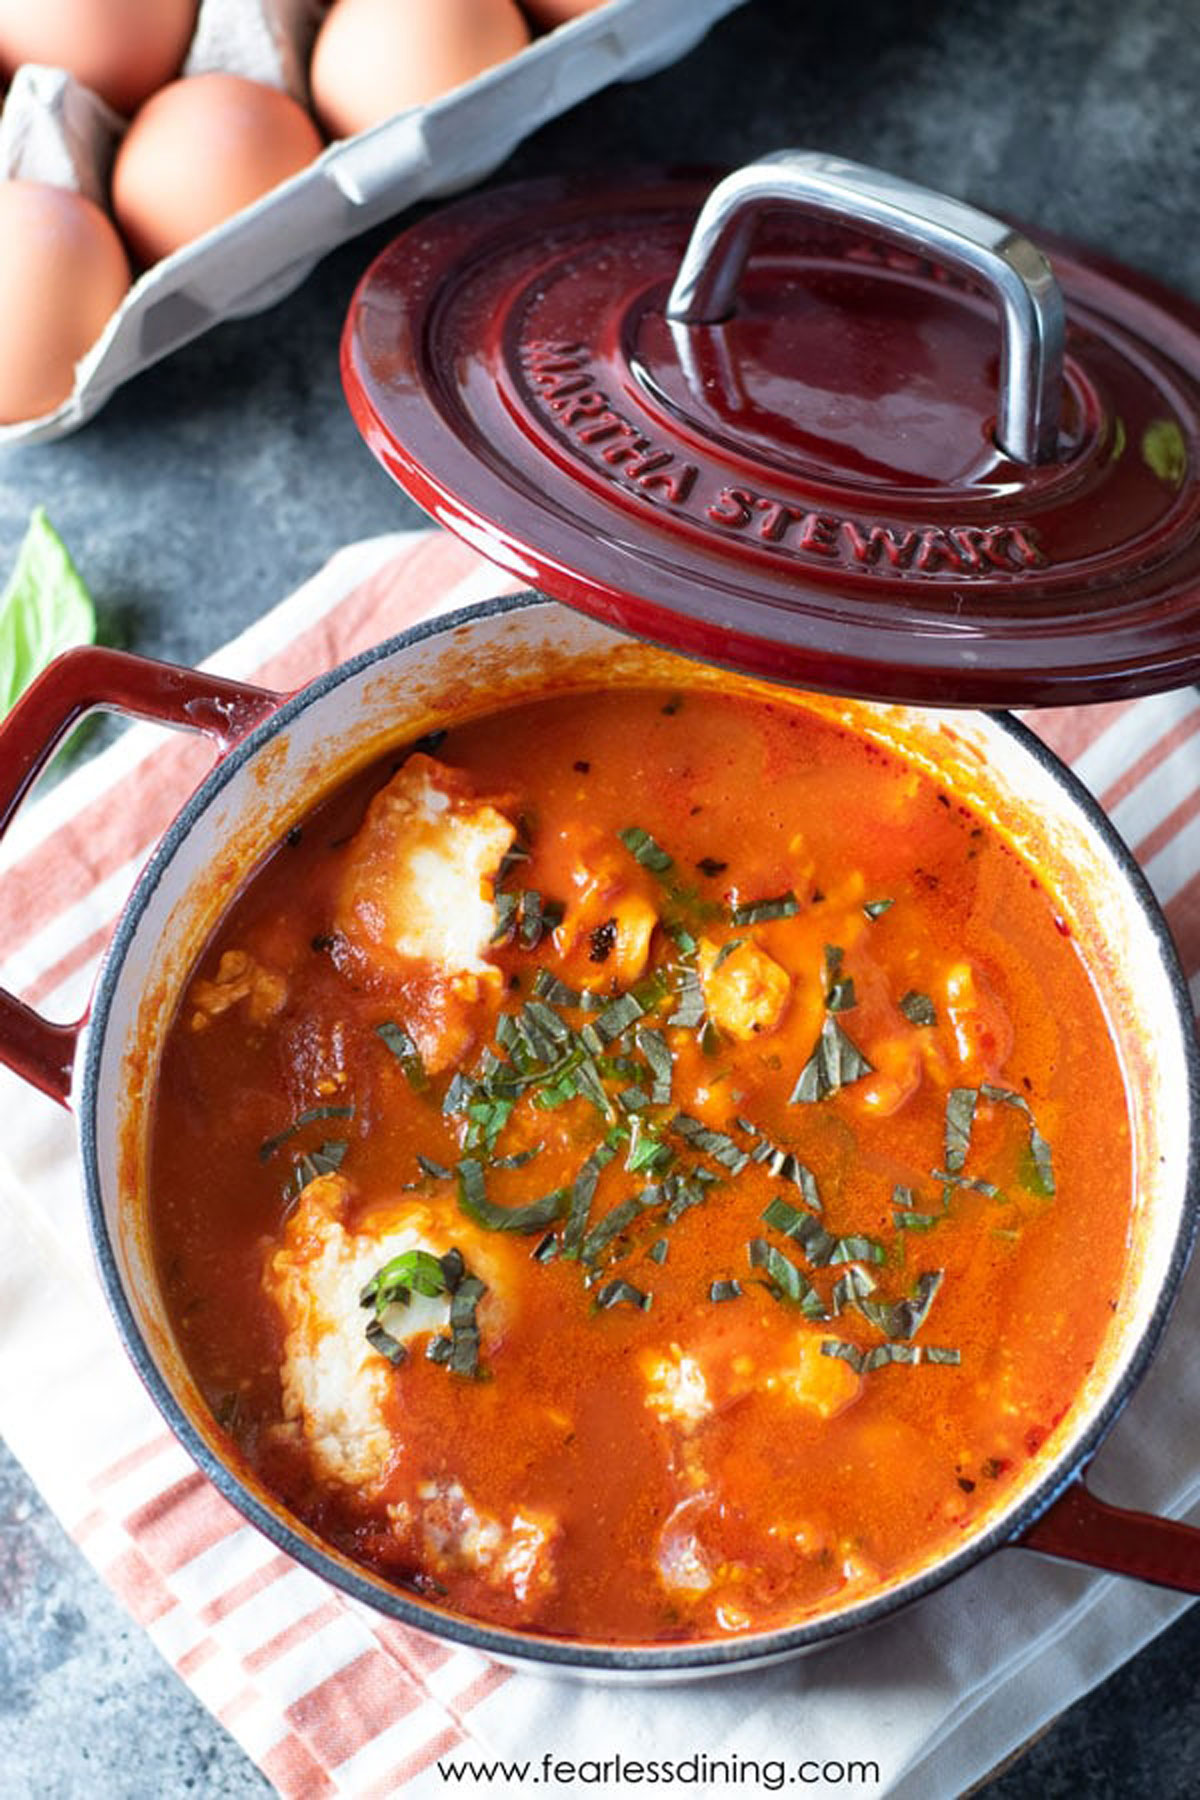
342 152 1200 707
0 602 1198 1677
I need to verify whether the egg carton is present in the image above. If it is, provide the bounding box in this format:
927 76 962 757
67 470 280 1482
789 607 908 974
0 0 747 448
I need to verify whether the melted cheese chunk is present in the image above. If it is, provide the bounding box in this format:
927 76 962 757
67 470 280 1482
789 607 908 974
263 1175 502 1491
559 830 659 988
643 1346 712 1430
188 948 287 1031
762 1331 862 1420
412 1480 558 1605
335 752 516 984
698 936 792 1040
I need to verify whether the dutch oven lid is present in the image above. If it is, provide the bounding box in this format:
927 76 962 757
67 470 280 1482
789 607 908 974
342 151 1200 707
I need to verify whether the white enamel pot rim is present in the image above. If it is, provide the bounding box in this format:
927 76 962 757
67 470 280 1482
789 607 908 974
14 589 1198 1679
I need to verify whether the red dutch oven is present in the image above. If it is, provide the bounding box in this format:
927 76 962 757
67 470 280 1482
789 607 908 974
4 152 1200 1674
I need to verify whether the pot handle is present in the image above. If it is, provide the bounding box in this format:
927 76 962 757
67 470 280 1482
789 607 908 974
666 148 1065 466
1019 1473 1200 1591
0 645 283 1108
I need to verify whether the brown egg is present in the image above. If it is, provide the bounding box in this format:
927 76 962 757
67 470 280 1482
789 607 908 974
0 0 197 117
0 179 130 424
523 0 613 26
111 74 323 267
310 0 531 140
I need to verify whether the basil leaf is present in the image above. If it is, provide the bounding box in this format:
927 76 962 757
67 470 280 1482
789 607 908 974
259 1104 355 1162
944 1087 978 1173
456 1158 568 1234
789 1017 874 1103
730 890 798 927
618 826 674 873
376 1019 429 1091
595 1278 652 1311
0 508 97 719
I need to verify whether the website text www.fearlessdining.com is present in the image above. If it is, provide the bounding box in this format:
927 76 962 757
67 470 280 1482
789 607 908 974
437 1751 882 1791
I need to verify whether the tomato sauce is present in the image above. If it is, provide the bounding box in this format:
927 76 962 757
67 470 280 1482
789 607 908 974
149 687 1134 1642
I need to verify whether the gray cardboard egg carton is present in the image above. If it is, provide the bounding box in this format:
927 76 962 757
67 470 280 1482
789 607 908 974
0 0 746 447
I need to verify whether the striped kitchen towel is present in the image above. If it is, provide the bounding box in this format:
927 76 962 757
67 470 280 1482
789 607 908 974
0 528 1197 1799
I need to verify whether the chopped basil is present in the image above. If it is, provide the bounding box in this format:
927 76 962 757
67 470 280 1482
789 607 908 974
945 1087 978 1173
492 1145 543 1171
571 1053 617 1120
924 1346 962 1365
516 890 564 950
496 838 530 883
531 1232 559 1264
447 1274 487 1377
730 890 798 927
523 999 572 1049
376 1020 429 1091
899 991 937 1027
491 890 518 943
443 1070 475 1116
709 1279 743 1303
857 1269 944 1340
712 936 746 969
829 1234 886 1265
862 1343 921 1370
532 969 603 1011
595 1278 652 1311
456 1158 568 1234
625 1117 674 1175
981 1084 1056 1196
761 1196 838 1267
932 1168 1003 1199
288 1139 348 1195
425 1335 454 1364
594 991 645 1043
667 967 706 1029
647 1238 669 1264
618 826 674 874
635 1027 672 1105
826 977 857 1013
789 1016 874 1103
364 1318 408 1365
359 1248 451 1316
668 922 698 957
822 1337 956 1373
464 1095 514 1154
415 1154 453 1181
258 1104 355 1162
1021 1127 1056 1197
741 1124 822 1209
748 1238 825 1317
892 1180 935 1224
863 898 894 919
563 1141 618 1259
669 1113 750 1175
831 1264 877 1314
634 968 671 1012
580 1186 661 1265
663 1170 713 1224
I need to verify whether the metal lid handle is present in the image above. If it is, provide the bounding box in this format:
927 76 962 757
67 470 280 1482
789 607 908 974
666 149 1065 466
